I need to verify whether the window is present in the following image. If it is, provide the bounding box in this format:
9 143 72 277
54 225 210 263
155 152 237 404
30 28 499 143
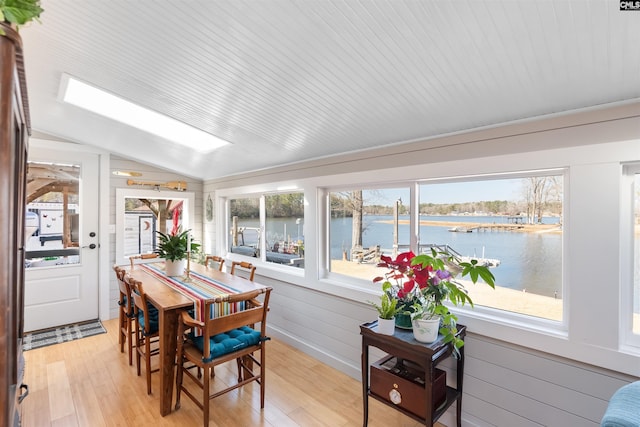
632 170 640 335
265 193 304 268
115 188 195 265
419 175 563 321
325 173 564 321
228 192 305 269
328 187 411 279
25 161 80 267
229 197 261 258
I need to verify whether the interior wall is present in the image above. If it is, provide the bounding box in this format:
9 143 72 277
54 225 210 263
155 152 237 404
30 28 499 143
107 156 203 319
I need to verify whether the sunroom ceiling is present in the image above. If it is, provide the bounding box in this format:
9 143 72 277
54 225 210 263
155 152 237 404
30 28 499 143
20 0 640 180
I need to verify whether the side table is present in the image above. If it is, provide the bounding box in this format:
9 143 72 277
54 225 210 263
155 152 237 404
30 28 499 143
360 320 466 427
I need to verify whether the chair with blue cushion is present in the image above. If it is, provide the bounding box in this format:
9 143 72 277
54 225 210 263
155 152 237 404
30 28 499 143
114 265 135 365
601 381 640 427
128 276 160 395
174 286 272 427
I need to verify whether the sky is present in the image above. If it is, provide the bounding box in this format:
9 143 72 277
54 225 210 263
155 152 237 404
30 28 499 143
365 179 524 206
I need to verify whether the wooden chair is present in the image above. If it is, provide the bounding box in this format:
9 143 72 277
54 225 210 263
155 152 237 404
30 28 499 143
114 265 135 365
230 260 256 281
175 287 272 427
204 255 225 271
129 253 159 270
128 276 160 395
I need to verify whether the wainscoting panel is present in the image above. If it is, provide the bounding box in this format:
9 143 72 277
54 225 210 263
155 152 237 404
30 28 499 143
262 280 636 426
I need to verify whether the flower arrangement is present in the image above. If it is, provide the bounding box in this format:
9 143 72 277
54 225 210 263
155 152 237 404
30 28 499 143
373 248 495 356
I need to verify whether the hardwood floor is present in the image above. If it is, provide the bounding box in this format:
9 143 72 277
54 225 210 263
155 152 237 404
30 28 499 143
21 318 444 426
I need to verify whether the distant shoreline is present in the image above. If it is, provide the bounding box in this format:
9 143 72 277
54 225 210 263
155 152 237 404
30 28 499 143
377 219 562 233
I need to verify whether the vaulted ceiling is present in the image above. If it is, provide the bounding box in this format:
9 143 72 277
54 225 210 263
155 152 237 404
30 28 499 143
19 0 640 180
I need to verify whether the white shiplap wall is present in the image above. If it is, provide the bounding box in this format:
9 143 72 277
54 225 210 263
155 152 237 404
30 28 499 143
204 103 640 427
108 156 203 319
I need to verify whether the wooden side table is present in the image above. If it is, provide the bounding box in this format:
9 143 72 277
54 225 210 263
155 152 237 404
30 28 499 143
360 320 466 427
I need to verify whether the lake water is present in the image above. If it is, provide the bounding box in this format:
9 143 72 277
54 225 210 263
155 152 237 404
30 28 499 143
238 215 563 298
330 215 563 298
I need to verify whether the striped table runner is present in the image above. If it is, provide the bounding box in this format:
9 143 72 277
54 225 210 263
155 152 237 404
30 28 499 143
139 262 245 333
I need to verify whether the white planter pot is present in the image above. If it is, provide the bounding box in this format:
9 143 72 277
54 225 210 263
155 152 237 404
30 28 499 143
412 317 440 343
165 259 186 277
377 317 396 335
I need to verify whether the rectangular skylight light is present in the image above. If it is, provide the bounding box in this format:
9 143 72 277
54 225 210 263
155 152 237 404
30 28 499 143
59 74 229 153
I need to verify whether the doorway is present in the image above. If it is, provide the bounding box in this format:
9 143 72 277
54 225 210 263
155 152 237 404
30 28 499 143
24 147 100 332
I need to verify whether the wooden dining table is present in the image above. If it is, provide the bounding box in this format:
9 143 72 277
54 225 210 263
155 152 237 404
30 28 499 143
126 260 269 416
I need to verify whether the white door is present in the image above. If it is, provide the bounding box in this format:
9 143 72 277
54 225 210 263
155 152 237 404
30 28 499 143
24 147 100 332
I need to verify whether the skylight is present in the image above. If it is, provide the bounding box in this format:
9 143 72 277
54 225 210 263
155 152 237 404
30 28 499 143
59 74 229 153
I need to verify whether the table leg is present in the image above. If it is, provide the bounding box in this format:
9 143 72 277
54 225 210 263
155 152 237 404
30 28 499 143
362 341 369 427
159 308 179 416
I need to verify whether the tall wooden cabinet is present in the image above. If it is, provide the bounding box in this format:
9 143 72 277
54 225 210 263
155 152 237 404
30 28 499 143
0 22 31 426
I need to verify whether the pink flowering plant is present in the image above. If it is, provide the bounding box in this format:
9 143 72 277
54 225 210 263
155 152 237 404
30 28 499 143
373 248 495 355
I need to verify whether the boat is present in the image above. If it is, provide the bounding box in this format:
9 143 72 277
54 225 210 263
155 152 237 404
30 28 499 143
448 226 472 233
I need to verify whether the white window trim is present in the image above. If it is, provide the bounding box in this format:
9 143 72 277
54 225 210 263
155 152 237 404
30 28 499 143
622 163 640 349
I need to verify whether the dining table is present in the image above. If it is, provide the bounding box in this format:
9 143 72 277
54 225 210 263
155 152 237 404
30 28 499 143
126 260 269 416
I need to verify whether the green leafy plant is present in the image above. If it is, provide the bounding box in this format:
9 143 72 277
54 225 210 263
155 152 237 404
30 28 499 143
0 0 44 35
373 248 495 358
369 281 401 320
155 228 200 262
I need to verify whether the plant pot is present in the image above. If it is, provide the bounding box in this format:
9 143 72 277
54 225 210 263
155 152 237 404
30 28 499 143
412 316 440 343
377 317 396 335
165 259 186 277
394 312 413 329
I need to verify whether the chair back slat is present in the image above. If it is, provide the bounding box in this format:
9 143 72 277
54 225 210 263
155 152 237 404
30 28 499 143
204 255 225 271
127 276 154 334
230 260 256 281
129 253 159 270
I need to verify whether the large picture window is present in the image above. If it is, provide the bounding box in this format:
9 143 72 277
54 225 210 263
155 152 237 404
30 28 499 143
419 175 563 321
326 173 564 321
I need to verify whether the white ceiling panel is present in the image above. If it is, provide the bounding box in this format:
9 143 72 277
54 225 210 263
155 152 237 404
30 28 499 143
18 0 640 179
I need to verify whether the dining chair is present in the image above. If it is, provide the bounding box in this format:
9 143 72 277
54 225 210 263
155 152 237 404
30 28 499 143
129 253 159 270
114 265 135 365
204 255 225 271
174 287 272 427
230 260 256 281
128 276 160 395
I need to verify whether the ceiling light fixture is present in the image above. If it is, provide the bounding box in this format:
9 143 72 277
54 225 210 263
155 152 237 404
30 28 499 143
59 74 229 153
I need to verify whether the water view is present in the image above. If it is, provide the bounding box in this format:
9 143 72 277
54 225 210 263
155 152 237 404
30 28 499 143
236 215 563 298
330 214 563 298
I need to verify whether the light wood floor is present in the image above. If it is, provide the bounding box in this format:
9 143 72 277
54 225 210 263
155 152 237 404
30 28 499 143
21 318 445 427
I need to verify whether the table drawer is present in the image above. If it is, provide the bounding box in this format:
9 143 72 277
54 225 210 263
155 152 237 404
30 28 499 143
370 356 446 419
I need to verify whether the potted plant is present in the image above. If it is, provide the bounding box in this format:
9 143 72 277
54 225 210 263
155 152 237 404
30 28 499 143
369 281 401 335
155 228 200 276
373 248 496 357
0 0 44 35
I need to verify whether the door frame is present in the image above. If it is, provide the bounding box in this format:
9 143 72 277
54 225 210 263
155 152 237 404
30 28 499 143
28 139 111 325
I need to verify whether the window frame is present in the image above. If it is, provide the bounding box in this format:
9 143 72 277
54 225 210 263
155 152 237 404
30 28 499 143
622 163 640 349
322 169 568 332
224 190 307 272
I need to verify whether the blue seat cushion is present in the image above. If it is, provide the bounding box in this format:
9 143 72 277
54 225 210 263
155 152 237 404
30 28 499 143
601 381 640 427
137 303 159 334
190 326 263 362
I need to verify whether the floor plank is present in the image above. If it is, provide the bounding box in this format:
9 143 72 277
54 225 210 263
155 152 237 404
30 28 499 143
22 318 445 426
